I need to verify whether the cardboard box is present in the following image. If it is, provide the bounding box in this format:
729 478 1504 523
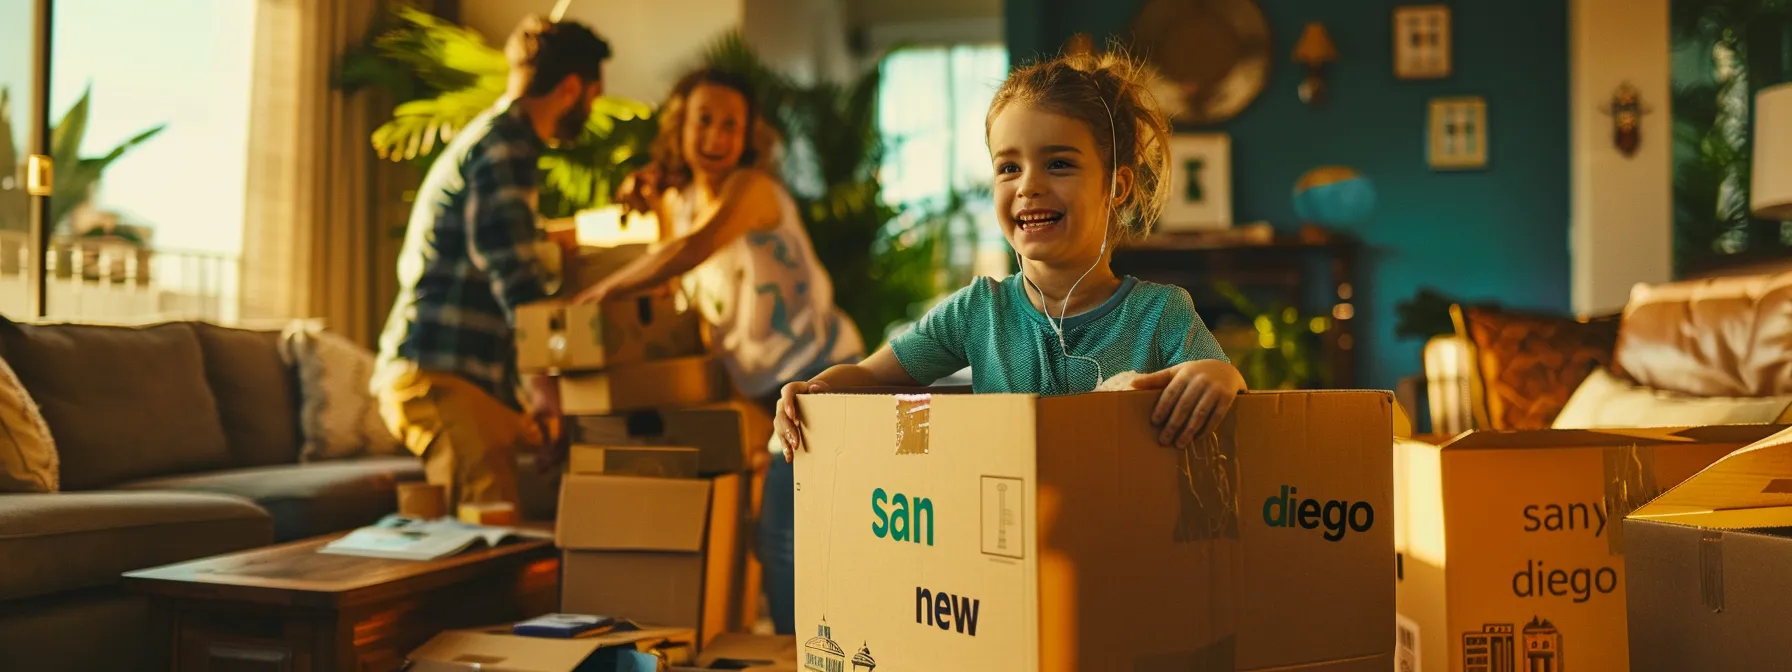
1625 426 1792 671
570 402 757 475
515 289 703 374
1394 424 1785 672
667 634 797 671
557 473 744 647
793 389 1397 671
570 445 702 479
559 356 726 415
570 243 650 292
406 624 696 672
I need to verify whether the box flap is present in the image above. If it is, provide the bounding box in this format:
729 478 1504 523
407 626 691 672
1631 426 1792 528
1438 424 1786 451
557 474 713 551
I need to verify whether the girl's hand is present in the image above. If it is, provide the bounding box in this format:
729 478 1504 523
1130 360 1247 447
615 165 662 216
775 379 831 462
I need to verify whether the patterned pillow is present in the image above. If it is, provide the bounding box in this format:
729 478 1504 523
0 354 57 492
1456 306 1621 430
278 320 404 461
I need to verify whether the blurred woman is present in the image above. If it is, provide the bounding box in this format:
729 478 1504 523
574 68 863 634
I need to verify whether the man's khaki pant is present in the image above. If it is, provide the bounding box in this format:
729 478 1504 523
376 365 540 510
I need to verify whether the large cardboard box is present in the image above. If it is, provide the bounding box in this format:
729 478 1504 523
516 291 703 373
570 402 758 475
557 473 744 648
793 389 1397 671
559 356 727 415
1625 426 1792 671
1394 424 1784 672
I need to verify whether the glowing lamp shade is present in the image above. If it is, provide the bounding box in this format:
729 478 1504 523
1755 83 1792 221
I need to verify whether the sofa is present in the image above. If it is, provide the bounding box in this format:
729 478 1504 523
1425 269 1792 434
0 317 426 671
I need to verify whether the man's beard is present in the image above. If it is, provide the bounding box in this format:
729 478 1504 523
554 106 590 145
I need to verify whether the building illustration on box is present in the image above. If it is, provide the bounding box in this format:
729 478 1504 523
1462 618 1562 672
804 621 846 672
852 643 877 671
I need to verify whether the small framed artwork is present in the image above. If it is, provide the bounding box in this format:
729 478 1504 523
1429 96 1487 170
1394 5 1451 79
1161 133 1233 231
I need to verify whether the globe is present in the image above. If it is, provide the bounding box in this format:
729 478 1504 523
1292 166 1376 226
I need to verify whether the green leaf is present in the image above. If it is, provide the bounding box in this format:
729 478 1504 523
51 86 91 168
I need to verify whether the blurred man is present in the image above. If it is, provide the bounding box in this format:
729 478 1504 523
372 16 610 509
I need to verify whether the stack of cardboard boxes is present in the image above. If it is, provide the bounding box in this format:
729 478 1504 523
515 243 768 651
1394 423 1790 672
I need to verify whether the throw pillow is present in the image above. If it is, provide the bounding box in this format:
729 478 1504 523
0 355 57 492
1457 306 1621 430
279 320 403 461
1554 367 1792 429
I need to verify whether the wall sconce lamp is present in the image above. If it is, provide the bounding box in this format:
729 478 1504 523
1292 22 1338 106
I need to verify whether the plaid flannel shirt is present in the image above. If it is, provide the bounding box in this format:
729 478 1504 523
374 101 551 410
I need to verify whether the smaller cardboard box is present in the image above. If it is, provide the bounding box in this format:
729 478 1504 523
1395 424 1784 672
569 445 701 479
516 290 703 373
406 624 696 672
569 243 649 292
1626 426 1792 671
557 473 744 648
559 356 726 416
569 402 758 475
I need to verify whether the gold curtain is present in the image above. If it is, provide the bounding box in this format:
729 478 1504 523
239 0 409 346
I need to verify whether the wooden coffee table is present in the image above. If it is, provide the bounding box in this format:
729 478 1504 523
123 531 559 672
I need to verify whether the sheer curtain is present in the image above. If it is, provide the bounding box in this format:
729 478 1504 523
239 0 403 345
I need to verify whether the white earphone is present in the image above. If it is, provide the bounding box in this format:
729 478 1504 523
1016 86 1120 393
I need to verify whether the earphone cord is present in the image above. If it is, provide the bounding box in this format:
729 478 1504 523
1016 91 1118 393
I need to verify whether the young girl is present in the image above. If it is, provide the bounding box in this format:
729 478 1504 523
776 50 1246 456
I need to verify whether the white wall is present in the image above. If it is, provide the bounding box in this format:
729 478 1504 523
1570 0 1672 315
743 0 854 85
460 0 743 103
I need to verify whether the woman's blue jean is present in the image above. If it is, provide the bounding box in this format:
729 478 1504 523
757 454 796 634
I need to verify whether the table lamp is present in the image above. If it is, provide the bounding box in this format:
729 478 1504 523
1755 83 1792 221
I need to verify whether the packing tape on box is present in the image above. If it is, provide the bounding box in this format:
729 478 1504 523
1176 431 1241 542
1602 443 1660 555
1700 529 1725 612
894 394 931 455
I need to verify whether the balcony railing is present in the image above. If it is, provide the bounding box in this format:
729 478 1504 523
0 230 238 324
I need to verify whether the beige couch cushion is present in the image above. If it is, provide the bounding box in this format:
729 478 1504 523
115 456 422 542
0 354 57 492
0 491 271 601
1553 367 1792 429
193 323 300 467
1614 271 1792 397
0 320 233 490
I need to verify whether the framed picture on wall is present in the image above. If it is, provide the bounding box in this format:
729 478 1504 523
1394 5 1451 79
1161 133 1233 231
1428 96 1488 170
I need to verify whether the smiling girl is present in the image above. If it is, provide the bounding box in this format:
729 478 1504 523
776 50 1246 455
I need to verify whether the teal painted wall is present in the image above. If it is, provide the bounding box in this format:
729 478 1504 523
1007 0 1572 392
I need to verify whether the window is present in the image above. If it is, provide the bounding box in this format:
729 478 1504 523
877 43 1010 280
27 0 257 323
